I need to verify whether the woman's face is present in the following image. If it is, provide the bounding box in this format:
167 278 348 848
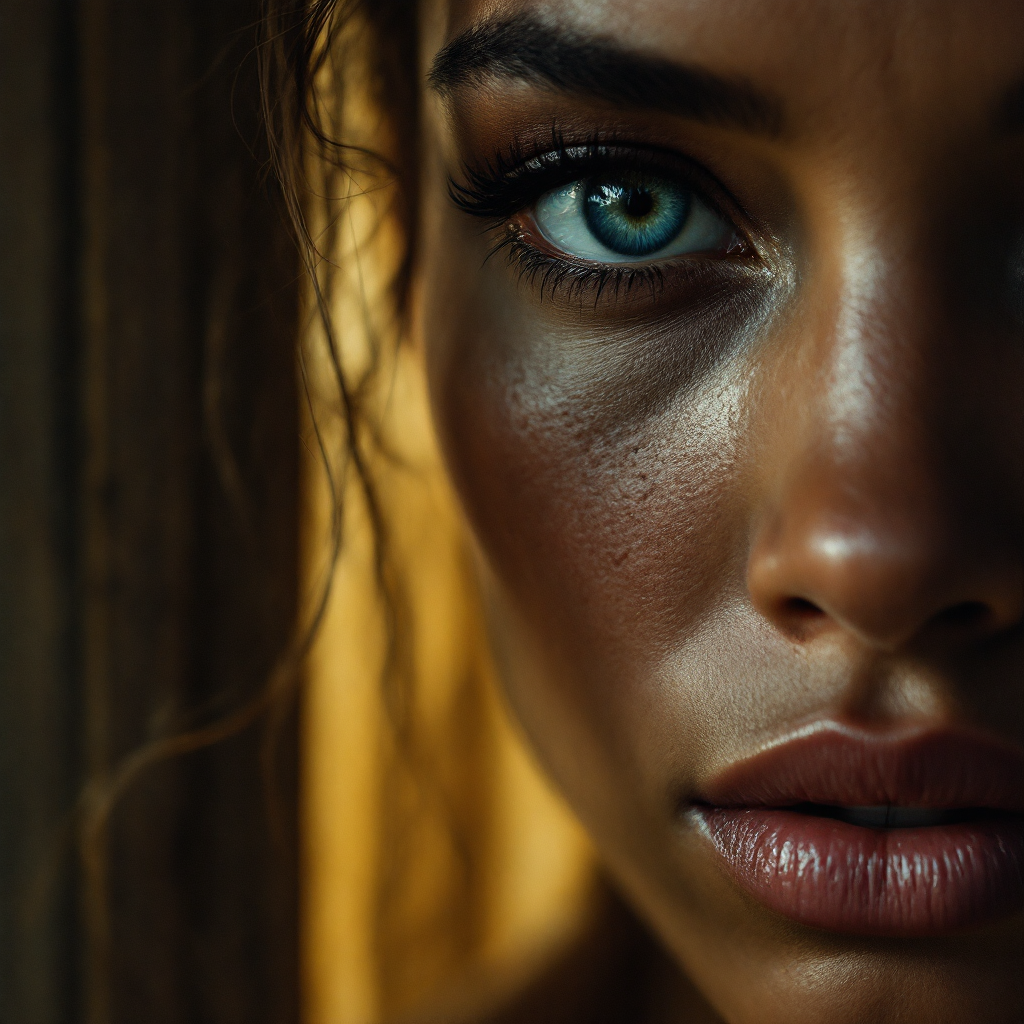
416 2 1024 1020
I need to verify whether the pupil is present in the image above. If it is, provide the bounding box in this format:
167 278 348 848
582 175 690 257
623 188 653 219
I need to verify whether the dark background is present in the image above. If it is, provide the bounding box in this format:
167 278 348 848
0 2 302 1020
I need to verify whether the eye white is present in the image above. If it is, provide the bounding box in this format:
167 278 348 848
533 179 734 264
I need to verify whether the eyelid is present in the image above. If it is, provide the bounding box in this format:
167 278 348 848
458 136 680 206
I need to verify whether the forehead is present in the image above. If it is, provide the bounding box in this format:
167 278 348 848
432 0 1024 136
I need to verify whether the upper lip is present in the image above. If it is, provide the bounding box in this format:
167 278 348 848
696 722 1024 813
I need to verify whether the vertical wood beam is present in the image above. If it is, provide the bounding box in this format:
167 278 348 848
0 0 81 1019
2 1 301 1020
77 3 302 1020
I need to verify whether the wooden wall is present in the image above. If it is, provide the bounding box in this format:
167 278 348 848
0 2 302 1020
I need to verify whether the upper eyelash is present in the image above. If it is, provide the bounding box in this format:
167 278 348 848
449 129 715 223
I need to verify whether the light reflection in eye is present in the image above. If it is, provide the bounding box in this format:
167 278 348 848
534 173 736 264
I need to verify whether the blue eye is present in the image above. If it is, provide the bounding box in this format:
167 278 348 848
534 173 736 263
585 177 689 255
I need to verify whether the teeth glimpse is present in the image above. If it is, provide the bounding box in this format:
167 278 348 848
833 806 955 828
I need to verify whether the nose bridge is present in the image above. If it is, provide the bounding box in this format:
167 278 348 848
819 242 943 514
748 234 1022 651
797 233 948 531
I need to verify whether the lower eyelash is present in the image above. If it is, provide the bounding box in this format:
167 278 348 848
492 223 669 304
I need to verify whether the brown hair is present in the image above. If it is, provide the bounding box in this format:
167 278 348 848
258 0 421 720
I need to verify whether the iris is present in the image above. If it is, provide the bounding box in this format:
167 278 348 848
532 168 733 265
583 176 691 257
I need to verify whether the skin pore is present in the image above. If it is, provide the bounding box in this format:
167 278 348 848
413 1 1024 1021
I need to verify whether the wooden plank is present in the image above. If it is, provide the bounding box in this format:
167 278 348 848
0 0 81 1019
1 1 301 1019
77 3 301 1020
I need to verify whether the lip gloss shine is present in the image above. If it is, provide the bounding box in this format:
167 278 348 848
692 725 1024 935
694 807 1024 934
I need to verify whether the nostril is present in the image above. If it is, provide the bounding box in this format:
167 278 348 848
775 597 828 641
784 597 825 618
928 601 992 634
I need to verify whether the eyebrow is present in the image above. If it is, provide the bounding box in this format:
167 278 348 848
428 17 784 137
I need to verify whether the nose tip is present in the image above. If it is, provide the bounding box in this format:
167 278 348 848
748 509 1024 653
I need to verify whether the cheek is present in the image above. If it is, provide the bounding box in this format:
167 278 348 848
422 245 765 794
439 342 744 642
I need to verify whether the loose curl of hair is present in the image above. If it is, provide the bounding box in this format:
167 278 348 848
258 0 421 716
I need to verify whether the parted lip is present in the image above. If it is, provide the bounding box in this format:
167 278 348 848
695 722 1024 813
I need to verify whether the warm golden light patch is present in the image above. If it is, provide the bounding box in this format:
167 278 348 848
299 33 596 1018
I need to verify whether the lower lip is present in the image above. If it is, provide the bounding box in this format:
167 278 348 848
695 808 1024 936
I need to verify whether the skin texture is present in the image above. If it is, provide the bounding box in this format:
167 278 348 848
414 1 1024 1020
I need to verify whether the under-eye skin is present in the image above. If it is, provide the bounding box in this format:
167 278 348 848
451 137 752 301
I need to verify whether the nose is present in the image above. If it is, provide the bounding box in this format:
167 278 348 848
747 466 1023 651
746 268 1023 654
